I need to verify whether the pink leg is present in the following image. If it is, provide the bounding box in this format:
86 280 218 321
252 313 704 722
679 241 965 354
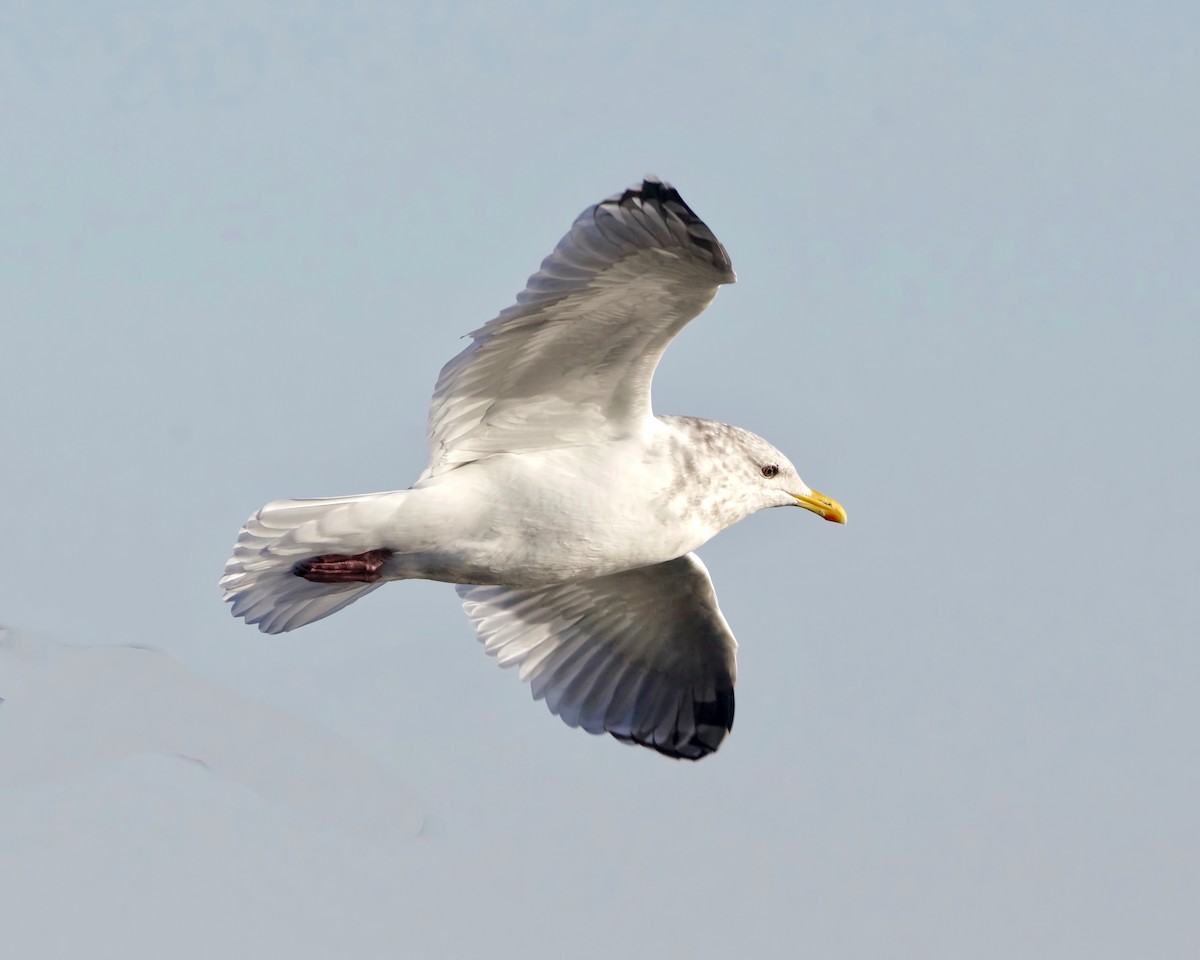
293 549 394 584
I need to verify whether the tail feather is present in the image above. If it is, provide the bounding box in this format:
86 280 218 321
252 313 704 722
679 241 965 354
221 492 403 634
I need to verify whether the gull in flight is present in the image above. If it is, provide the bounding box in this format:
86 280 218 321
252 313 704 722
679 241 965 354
221 177 846 760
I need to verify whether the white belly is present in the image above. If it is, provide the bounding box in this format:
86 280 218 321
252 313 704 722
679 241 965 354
384 443 710 586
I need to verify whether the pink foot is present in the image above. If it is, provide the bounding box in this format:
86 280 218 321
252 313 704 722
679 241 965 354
293 549 394 583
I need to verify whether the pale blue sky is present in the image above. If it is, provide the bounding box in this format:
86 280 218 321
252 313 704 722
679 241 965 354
2 3 1198 957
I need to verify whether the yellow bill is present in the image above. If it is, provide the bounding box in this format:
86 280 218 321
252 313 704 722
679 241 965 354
792 489 847 524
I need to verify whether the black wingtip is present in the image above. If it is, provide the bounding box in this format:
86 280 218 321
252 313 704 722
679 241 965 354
614 175 699 224
603 177 735 281
609 686 735 761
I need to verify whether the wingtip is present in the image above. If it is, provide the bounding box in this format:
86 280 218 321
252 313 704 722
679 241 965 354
608 685 735 761
603 176 735 282
609 175 684 213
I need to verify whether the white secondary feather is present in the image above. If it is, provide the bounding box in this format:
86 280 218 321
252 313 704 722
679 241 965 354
458 554 737 760
420 178 736 479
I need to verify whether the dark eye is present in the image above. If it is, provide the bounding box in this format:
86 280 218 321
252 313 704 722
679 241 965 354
760 464 779 479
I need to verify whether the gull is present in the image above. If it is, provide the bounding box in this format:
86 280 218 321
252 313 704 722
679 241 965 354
221 177 846 760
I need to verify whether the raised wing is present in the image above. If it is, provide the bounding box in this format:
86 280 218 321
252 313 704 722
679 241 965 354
422 177 735 478
457 553 738 760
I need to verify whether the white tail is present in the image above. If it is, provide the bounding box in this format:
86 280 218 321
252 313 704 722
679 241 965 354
220 492 404 634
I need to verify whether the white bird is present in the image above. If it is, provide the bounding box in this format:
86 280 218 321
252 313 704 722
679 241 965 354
221 177 846 760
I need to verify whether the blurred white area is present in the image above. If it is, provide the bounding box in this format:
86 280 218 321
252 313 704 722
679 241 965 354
0 626 423 844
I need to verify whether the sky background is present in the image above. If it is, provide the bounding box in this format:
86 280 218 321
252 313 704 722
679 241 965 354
2 2 1198 957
